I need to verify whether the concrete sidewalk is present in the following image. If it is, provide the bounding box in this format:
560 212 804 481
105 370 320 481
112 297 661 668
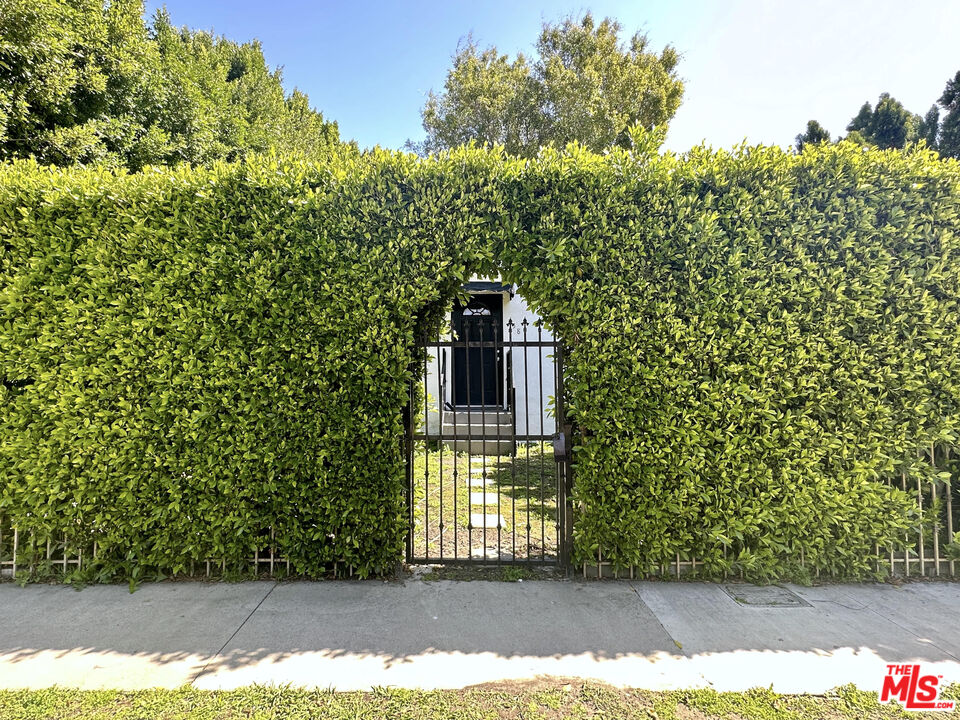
1 578 958 693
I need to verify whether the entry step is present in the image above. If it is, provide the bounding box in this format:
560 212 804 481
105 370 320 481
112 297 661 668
446 439 514 455
444 411 513 426
440 424 513 438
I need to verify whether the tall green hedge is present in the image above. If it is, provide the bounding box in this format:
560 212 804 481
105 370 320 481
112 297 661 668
0 152 482 579
1 136 959 581
502 138 960 578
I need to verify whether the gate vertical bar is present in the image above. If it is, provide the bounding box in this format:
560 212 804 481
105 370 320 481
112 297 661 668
479 321 488 562
553 339 563 567
556 341 573 569
522 319 532 563
508 320 516 562
405 362 415 563
451 342 459 561
464 319 474 557
438 348 445 560
422 327 430 560
494 319 503 564
537 323 546 563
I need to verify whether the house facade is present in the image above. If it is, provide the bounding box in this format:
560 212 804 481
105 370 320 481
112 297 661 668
422 279 557 454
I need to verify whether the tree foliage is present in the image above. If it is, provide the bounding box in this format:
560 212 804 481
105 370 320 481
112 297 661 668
795 120 831 151
939 70 960 159
0 0 342 170
805 74 960 158
845 94 924 149
414 13 683 157
918 104 941 149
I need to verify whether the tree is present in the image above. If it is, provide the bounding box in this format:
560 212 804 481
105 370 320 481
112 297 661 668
0 0 342 169
414 13 684 157
413 39 538 156
843 93 922 150
938 70 960 159
795 120 831 151
917 105 940 150
802 73 960 156
847 102 874 139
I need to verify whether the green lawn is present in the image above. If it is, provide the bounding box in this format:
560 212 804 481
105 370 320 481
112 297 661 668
411 442 559 563
1 683 955 719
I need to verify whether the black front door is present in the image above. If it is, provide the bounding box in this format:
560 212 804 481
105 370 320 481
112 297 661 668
452 294 502 406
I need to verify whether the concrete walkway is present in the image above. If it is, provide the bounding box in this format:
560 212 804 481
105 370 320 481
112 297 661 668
1 578 958 693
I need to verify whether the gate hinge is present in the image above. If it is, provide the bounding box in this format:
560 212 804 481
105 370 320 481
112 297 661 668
552 431 567 461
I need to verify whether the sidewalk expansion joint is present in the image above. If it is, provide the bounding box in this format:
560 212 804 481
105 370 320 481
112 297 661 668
863 603 960 663
190 581 278 684
626 581 689 658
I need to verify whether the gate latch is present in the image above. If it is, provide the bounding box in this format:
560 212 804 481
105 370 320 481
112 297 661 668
552 431 566 461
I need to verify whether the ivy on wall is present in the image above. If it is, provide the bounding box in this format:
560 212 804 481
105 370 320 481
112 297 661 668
1 135 958 581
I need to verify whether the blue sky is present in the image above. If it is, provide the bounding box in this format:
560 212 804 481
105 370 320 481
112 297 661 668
144 0 960 153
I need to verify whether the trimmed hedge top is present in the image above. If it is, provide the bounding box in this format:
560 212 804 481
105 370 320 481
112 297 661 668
2 137 959 581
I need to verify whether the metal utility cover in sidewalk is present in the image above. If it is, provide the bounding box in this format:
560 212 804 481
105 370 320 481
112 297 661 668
722 584 811 607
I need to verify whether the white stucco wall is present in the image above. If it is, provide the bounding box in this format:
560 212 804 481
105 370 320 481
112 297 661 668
422 280 558 440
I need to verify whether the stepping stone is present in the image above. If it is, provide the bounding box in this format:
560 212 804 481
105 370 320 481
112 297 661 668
469 492 500 506
469 513 505 529
467 482 496 493
468 473 494 483
470 547 514 560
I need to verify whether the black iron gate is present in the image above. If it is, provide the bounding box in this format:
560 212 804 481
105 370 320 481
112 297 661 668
405 317 573 567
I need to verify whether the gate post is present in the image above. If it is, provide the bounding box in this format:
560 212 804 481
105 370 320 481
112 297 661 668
403 372 415 565
562 424 574 569
553 423 574 570
553 342 574 571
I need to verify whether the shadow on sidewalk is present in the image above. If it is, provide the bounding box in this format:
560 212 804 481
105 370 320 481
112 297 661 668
1 579 959 691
